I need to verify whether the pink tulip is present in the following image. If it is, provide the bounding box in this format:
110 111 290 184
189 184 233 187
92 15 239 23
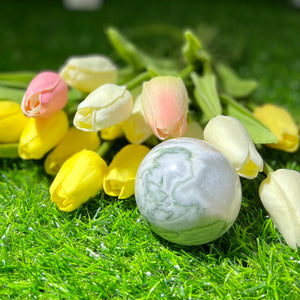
141 76 188 140
21 71 68 118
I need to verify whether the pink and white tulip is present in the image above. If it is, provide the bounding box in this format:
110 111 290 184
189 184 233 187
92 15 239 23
21 71 68 118
141 76 188 140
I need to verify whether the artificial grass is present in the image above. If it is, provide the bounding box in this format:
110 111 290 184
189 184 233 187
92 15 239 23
1 0 300 299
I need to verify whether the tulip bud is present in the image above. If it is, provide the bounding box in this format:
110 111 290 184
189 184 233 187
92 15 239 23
59 54 117 93
73 83 133 132
50 149 108 212
182 121 203 139
103 144 150 199
204 115 263 179
122 95 153 144
0 101 29 143
44 126 100 175
100 124 123 140
253 104 299 153
141 76 188 140
18 110 69 159
21 71 68 118
259 169 300 249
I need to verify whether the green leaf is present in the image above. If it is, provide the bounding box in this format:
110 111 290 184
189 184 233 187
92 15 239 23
221 93 277 144
216 63 258 98
190 69 222 120
106 27 180 76
0 143 19 158
0 86 25 103
106 27 149 70
68 87 83 102
182 30 211 66
0 71 36 88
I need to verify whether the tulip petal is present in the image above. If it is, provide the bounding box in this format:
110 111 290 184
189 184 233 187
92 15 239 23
103 144 150 199
50 150 108 212
259 169 300 249
22 71 68 118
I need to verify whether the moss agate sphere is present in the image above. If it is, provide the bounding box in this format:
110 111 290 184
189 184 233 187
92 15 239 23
135 137 242 246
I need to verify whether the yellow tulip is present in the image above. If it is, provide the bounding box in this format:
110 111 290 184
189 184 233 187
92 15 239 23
50 149 108 212
253 104 299 152
18 110 69 159
0 101 29 143
103 144 150 199
44 126 100 175
122 95 153 144
100 124 123 140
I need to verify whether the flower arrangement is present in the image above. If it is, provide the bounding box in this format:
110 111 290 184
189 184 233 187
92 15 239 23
0 28 299 248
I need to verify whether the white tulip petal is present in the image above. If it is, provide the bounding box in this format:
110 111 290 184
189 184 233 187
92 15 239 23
204 115 249 170
260 169 300 249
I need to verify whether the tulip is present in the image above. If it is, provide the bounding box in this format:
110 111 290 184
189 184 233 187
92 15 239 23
141 76 188 140
50 149 108 212
21 71 68 118
59 54 117 93
259 169 300 249
182 121 203 139
100 124 123 140
0 101 29 143
103 144 150 199
203 115 263 179
253 104 299 153
18 110 69 159
122 95 153 144
73 83 133 132
44 126 100 175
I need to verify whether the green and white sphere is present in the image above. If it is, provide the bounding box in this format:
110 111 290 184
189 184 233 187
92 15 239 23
135 137 242 246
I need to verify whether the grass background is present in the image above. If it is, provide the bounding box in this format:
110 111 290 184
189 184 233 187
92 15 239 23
0 0 300 299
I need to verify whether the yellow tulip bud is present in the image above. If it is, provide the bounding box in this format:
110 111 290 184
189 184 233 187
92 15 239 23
0 101 29 143
44 126 100 175
253 104 299 153
100 124 123 140
204 115 263 179
18 110 69 159
103 144 150 199
50 149 108 212
122 95 153 144
259 169 300 249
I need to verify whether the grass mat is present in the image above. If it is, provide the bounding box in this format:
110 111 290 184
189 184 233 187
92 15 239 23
1 0 300 299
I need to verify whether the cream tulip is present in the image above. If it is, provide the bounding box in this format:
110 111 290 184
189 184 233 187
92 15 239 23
73 83 133 132
204 115 263 179
59 54 117 93
259 169 300 249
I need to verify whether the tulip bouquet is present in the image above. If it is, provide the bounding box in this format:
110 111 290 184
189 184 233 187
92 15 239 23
0 27 299 249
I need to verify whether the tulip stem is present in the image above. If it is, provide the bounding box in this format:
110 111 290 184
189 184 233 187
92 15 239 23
263 161 274 175
97 141 114 157
125 71 151 90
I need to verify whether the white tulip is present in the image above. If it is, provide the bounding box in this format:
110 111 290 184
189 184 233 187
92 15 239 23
74 84 133 132
203 115 263 179
259 169 300 249
59 54 117 93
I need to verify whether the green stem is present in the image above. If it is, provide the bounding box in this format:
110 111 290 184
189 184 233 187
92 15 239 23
179 65 195 79
125 71 151 90
97 140 114 157
263 161 274 175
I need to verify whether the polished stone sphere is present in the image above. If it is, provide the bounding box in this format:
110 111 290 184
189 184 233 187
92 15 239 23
135 137 242 246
